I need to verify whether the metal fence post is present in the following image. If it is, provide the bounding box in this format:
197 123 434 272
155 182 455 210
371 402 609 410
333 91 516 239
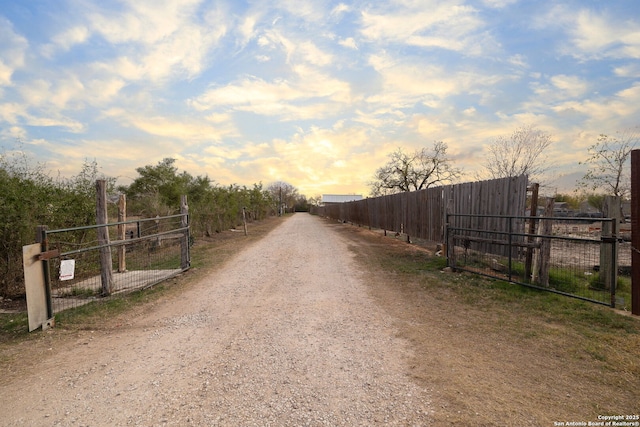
36 225 53 319
508 217 513 282
631 150 640 315
180 195 190 270
445 212 456 270
525 183 540 282
610 221 618 308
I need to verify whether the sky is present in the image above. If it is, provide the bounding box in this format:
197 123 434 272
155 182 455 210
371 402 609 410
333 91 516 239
1 0 639 198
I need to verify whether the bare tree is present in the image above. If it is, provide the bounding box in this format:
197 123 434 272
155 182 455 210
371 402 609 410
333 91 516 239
579 128 639 199
482 124 553 182
369 141 461 196
266 181 299 214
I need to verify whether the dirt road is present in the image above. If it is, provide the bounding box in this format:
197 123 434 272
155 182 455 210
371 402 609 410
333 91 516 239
2 213 431 426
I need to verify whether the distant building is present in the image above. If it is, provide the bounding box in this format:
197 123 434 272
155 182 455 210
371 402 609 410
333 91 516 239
321 194 363 205
553 202 571 217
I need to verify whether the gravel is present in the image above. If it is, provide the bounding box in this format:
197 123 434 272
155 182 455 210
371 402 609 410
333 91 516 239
2 213 432 426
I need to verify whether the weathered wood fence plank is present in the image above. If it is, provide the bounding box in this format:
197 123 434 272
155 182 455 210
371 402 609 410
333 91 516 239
315 175 528 250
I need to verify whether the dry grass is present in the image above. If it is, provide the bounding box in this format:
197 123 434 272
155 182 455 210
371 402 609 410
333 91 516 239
331 219 640 426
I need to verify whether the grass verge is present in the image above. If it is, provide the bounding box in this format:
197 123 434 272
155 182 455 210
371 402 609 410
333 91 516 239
332 220 640 426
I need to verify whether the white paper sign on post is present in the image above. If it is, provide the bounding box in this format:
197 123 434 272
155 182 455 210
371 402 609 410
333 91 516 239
59 259 75 281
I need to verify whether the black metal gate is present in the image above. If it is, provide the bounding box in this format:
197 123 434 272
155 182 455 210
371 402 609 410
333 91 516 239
446 214 623 308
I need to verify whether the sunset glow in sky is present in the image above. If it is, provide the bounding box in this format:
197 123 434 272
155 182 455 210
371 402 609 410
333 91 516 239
1 1 639 197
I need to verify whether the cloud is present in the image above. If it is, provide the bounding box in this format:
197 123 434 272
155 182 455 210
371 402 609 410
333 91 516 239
87 0 202 45
613 63 640 77
18 76 88 110
531 74 589 101
550 82 640 129
507 54 528 68
27 116 85 133
365 52 506 115
0 18 28 86
0 87 84 133
106 110 239 143
42 137 179 182
41 26 90 58
256 28 334 68
331 3 350 17
296 41 334 66
0 125 26 140
574 10 640 58
542 7 640 60
84 0 227 83
359 2 498 56
481 0 518 8
190 77 300 110
255 125 376 194
237 13 260 49
0 102 27 125
551 75 589 97
189 64 352 120
268 0 328 23
339 37 358 49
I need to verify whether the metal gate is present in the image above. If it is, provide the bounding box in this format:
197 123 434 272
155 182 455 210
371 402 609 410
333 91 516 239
446 214 623 308
24 214 190 330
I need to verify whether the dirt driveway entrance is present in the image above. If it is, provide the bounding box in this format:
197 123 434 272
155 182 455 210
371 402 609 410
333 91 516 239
2 213 432 426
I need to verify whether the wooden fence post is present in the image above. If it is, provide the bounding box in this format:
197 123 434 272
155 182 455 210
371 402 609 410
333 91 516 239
631 150 640 315
242 207 248 236
96 180 113 296
180 195 190 270
535 198 554 287
117 194 126 273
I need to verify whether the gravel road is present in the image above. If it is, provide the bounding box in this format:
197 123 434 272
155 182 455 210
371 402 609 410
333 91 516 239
3 213 432 426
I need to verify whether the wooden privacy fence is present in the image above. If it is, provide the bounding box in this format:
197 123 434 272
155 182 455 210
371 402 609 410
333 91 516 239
312 175 529 245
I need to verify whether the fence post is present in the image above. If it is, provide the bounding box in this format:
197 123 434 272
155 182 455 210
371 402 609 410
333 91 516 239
536 198 554 287
96 180 113 296
117 194 126 273
601 196 620 298
445 200 455 270
631 150 640 315
180 195 190 270
242 207 248 236
525 183 539 282
35 225 53 319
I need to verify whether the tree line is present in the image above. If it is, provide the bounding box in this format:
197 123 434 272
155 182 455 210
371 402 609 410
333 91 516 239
0 151 306 298
369 125 639 201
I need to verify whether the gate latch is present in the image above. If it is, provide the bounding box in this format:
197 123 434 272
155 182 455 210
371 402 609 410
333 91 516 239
37 249 60 261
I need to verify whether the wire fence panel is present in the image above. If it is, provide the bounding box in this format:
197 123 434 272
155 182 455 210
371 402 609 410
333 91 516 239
446 215 629 308
42 214 189 314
